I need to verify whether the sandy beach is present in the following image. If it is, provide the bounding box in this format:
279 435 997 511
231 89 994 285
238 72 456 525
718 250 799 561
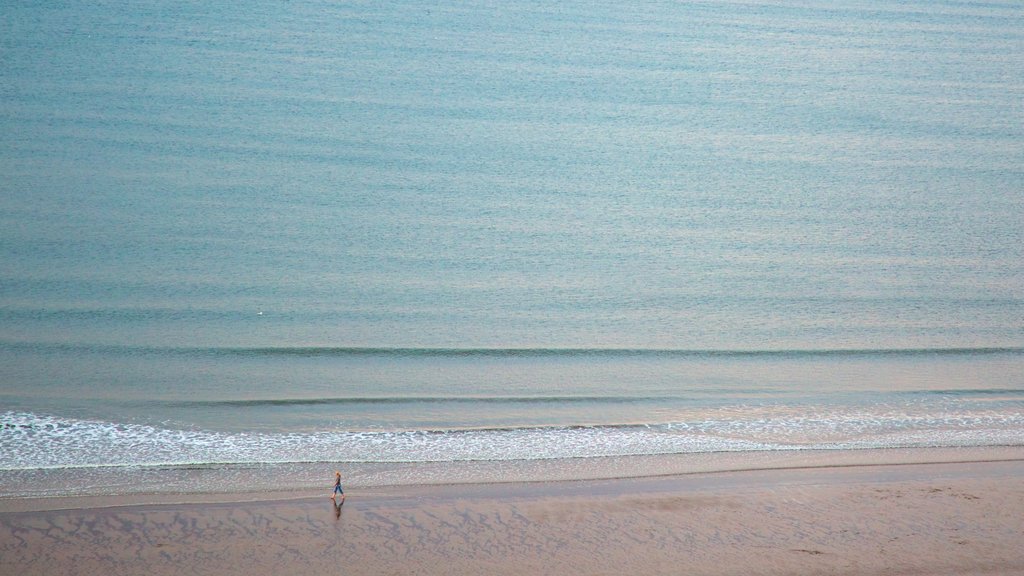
3 452 1023 576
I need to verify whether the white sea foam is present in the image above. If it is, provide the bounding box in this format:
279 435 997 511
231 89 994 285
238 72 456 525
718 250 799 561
3 409 1022 473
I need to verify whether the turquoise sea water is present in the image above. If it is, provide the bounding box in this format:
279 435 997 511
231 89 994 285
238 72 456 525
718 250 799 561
2 0 1023 497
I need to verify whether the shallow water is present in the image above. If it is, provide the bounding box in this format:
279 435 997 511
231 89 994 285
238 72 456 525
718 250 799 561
2 346 1022 496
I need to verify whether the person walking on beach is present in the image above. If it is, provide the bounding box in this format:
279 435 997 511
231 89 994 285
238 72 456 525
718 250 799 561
332 470 345 502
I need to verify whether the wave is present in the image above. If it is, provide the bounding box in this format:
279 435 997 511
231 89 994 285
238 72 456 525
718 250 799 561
161 387 1024 408
4 340 1023 359
901 388 1024 398
3 409 1023 472
161 395 681 408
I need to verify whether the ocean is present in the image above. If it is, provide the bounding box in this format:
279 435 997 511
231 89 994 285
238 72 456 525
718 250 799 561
1 0 1023 498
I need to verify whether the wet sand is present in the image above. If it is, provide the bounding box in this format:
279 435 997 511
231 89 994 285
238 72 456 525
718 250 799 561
2 457 1023 576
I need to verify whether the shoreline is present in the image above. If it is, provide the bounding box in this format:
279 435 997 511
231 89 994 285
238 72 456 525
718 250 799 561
3 445 1023 513
2 454 1023 575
